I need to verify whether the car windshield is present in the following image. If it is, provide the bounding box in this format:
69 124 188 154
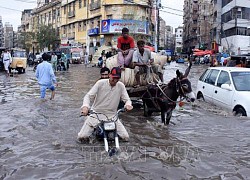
72 53 80 57
13 51 26 57
231 72 250 91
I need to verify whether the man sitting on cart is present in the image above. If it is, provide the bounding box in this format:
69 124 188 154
132 40 163 86
117 27 135 68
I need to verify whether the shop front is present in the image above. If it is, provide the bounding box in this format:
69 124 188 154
87 27 100 55
101 19 150 46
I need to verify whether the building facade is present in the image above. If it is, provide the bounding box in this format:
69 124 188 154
3 22 14 49
158 17 166 49
165 25 175 51
183 0 199 53
21 9 33 32
211 0 222 50
60 0 152 52
197 0 213 49
175 26 183 53
219 0 250 54
0 16 4 47
31 0 61 51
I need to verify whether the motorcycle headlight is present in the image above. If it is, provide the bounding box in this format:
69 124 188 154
103 122 116 131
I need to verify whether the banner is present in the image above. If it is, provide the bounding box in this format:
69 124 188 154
101 19 148 34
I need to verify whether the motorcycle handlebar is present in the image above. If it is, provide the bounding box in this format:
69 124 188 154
80 108 126 120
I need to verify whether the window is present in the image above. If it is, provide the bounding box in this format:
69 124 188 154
84 0 86 7
231 72 250 91
78 22 81 31
107 15 112 19
123 14 134 20
217 71 230 87
222 0 233 8
64 6 66 14
199 69 209 81
204 69 219 85
49 12 51 21
79 0 82 8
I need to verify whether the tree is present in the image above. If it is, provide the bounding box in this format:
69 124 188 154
18 31 35 53
36 24 59 51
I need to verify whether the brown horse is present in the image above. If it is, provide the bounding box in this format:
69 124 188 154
142 63 195 125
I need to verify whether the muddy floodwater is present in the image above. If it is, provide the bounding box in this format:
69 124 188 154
0 63 250 179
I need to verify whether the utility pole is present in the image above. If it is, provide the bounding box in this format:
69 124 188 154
154 0 161 52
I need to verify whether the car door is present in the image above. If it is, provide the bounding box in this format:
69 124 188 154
201 69 220 103
213 70 234 109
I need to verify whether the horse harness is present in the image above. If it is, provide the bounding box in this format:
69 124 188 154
142 78 189 111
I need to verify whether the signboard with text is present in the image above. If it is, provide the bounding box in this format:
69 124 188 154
101 19 148 34
88 28 99 36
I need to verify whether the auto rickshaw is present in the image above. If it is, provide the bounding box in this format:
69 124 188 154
9 49 27 73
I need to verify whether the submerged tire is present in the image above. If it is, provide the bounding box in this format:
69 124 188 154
234 107 247 117
197 92 204 100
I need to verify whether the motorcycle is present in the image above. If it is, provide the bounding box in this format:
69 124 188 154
57 58 68 71
27 56 35 67
82 108 126 156
33 58 42 72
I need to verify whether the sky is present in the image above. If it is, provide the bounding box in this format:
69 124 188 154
0 0 36 30
0 0 184 31
160 0 184 31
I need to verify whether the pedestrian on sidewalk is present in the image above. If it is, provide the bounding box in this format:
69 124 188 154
36 53 58 100
84 51 89 67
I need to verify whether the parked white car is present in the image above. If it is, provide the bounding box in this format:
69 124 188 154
196 67 250 117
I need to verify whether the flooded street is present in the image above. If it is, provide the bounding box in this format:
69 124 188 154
1 63 250 179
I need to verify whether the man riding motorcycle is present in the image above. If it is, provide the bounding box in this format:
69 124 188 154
77 67 133 143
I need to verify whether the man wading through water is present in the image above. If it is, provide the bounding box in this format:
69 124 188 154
36 53 58 100
77 67 133 143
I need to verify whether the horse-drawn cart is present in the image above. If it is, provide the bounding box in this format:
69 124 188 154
125 62 195 125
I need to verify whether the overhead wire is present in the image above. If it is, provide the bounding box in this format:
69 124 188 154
11 0 36 3
0 5 22 12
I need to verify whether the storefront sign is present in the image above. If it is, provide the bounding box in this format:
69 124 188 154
101 19 148 34
88 28 99 36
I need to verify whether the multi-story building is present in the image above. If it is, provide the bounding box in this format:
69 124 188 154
159 17 166 49
183 0 212 53
165 25 175 51
197 0 213 49
31 0 61 51
211 0 222 50
3 22 14 49
219 0 250 54
37 0 51 8
0 16 4 47
21 9 33 32
60 0 152 52
183 0 199 53
175 26 183 53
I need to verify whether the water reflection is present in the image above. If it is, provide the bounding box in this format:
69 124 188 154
0 64 250 179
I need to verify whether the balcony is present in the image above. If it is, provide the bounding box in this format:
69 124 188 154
192 14 198 20
68 11 75 18
90 1 101 11
191 23 197 29
193 4 198 11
